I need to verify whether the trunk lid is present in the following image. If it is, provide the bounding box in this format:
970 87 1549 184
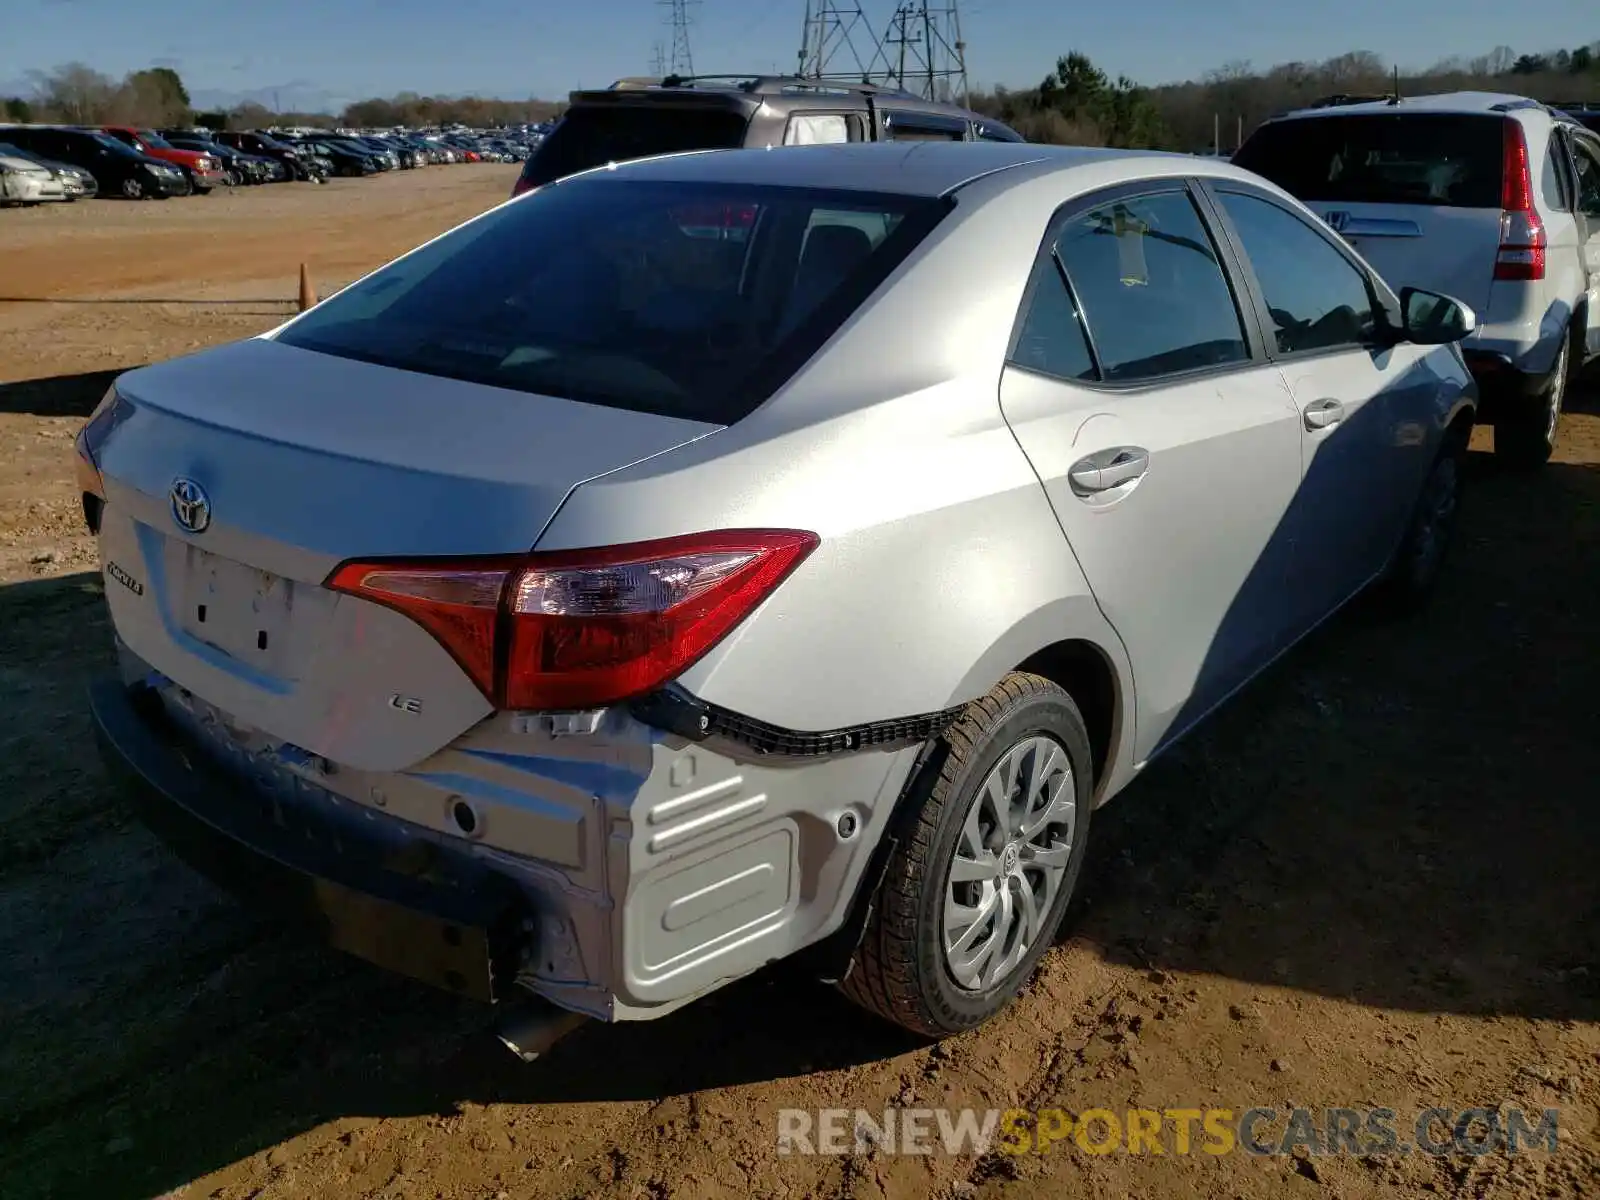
95 337 718 770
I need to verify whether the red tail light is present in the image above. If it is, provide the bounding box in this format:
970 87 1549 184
1494 119 1545 282
327 530 819 711
511 172 535 197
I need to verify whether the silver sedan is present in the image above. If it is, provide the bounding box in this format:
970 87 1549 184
80 140 1476 1048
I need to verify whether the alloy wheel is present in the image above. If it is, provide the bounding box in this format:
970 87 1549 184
943 734 1076 992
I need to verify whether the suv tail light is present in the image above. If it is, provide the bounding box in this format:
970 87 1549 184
1494 119 1546 282
328 530 818 711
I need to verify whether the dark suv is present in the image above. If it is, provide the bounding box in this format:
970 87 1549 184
513 74 1022 196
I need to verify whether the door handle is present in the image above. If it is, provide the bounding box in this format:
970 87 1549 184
1304 398 1344 430
1069 446 1150 495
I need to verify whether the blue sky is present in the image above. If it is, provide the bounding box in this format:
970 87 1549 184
2 0 1595 111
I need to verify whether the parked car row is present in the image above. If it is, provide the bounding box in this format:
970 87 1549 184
0 121 548 204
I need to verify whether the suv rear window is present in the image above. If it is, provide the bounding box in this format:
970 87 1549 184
1234 113 1506 208
275 178 945 424
521 105 751 188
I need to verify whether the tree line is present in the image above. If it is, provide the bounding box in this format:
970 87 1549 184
970 40 1600 151
2 64 562 131
6 41 1597 143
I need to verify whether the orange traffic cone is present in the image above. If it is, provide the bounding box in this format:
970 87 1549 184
297 263 317 312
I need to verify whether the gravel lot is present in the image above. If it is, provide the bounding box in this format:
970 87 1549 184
1 166 1598 1200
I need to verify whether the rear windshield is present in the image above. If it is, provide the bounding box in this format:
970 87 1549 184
521 105 751 188
1234 113 1506 208
275 178 944 424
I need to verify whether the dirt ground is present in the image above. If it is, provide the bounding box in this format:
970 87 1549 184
2 167 1599 1200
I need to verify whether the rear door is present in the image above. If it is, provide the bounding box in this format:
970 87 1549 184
1205 183 1436 634
998 181 1304 760
1568 130 1600 357
1234 112 1508 316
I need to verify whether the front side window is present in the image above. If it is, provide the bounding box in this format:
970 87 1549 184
1216 191 1378 355
275 179 946 424
1055 190 1249 383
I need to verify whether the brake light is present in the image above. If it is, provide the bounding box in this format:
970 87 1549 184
1494 120 1545 282
511 171 535 197
327 530 818 710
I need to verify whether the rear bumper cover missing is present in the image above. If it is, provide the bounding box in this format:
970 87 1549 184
88 678 526 1002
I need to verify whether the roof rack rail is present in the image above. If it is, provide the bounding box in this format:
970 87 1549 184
1307 93 1393 109
604 72 919 100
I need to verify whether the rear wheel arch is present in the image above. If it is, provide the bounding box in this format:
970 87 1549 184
806 628 1129 986
1013 639 1121 796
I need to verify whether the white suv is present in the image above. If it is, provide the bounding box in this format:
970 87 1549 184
1236 92 1600 467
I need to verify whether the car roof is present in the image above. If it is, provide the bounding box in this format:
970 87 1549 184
554 140 1264 198
1273 91 1550 121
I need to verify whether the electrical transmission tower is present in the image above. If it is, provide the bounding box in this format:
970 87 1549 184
660 0 698 77
650 40 667 78
796 1 890 82
880 1 968 105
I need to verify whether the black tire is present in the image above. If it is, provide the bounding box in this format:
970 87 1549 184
1374 428 1466 614
1495 329 1571 469
839 672 1093 1037
119 176 143 200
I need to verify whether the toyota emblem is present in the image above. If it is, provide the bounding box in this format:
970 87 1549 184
169 477 212 534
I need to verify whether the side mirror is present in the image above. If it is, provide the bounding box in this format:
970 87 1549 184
1399 286 1476 345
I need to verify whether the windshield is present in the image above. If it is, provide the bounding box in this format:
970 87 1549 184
522 106 751 188
275 178 945 424
1234 113 1506 208
137 130 173 150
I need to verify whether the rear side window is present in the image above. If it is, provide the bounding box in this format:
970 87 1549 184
784 114 850 145
1217 191 1378 354
1056 190 1249 383
1573 136 1600 215
1010 263 1097 382
275 179 946 424
522 106 752 188
1234 113 1506 208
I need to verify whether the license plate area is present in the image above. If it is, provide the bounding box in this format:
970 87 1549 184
173 543 303 678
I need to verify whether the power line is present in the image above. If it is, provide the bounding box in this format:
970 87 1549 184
879 1 969 105
795 1 889 82
660 0 699 77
